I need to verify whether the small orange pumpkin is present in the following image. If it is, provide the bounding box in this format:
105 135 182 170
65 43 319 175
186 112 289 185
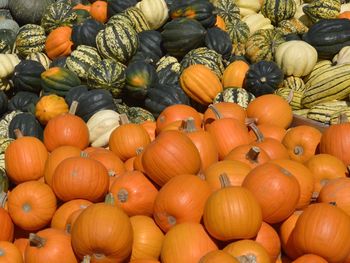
254 222 281 263
225 145 270 169
222 60 250 88
90 0 108 23
199 250 238 263
223 240 271 263
35 94 69 125
45 26 73 59
0 208 14 242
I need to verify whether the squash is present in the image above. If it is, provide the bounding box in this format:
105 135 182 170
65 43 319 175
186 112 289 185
225 19 250 56
0 91 8 117
8 91 38 113
236 0 261 16
71 18 105 49
8 112 44 140
0 16 19 35
213 0 240 24
107 0 138 18
15 24 46 57
303 0 341 23
90 0 108 23
213 87 255 109
0 29 17 54
0 54 20 79
26 52 51 70
260 0 296 25
107 7 150 33
134 30 163 65
156 55 181 85
242 13 274 35
136 0 169 30
35 94 69 125
45 26 73 60
0 111 22 138
204 27 232 60
333 45 350 65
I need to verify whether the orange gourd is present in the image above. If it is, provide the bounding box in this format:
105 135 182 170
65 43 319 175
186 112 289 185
338 11 350 19
35 94 69 125
203 103 247 128
0 241 23 263
222 60 250 88
215 15 226 31
90 0 108 23
199 250 239 263
45 26 73 59
0 207 14 242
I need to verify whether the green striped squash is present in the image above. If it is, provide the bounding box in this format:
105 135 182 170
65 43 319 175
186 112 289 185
127 106 155 123
225 19 250 56
302 60 332 83
213 0 240 24
107 7 150 33
0 137 13 169
303 0 341 23
66 45 102 79
213 87 255 109
25 52 51 69
41 2 77 33
96 21 138 64
307 100 349 124
15 24 46 57
245 28 285 63
275 76 306 110
293 108 309 117
330 107 350 125
87 59 126 98
276 18 308 36
0 110 21 138
180 47 225 79
156 55 182 84
261 0 296 26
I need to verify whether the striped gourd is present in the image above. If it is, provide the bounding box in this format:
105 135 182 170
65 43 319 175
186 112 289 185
15 24 46 57
225 19 250 56
0 137 13 169
66 45 102 79
86 59 126 98
213 0 240 24
41 2 77 33
293 108 309 118
245 28 285 63
108 7 150 33
261 0 297 26
307 100 349 124
303 0 341 23
156 55 181 84
302 60 332 83
213 87 255 108
330 107 350 125
0 110 21 138
107 13 133 28
302 64 350 108
180 47 225 79
26 52 51 69
0 78 10 91
275 76 305 110
276 17 308 35
96 21 138 64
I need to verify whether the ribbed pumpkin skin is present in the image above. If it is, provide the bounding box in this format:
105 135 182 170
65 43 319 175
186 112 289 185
180 64 223 105
45 26 73 60
261 0 296 25
15 24 46 57
41 2 77 33
96 21 138 64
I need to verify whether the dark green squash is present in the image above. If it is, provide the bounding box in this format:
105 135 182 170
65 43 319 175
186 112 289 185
170 0 216 28
49 56 68 68
205 27 232 61
156 55 182 85
73 9 91 24
0 91 8 116
12 60 46 94
0 29 17 54
302 18 350 59
41 66 81 96
8 112 43 140
161 18 207 58
71 18 105 49
134 30 163 65
107 0 139 19
245 60 284 97
64 85 88 106
8 91 39 113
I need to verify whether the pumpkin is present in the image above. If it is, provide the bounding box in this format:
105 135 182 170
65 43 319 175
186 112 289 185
130 215 164 261
45 26 73 60
254 222 281 263
292 254 328 263
223 240 271 263
25 228 77 263
5 130 48 184
242 162 300 224
35 94 69 125
50 199 92 231
90 0 107 23
199 250 238 263
108 170 158 216
222 60 249 89
136 0 169 30
71 203 133 262
203 174 262 241
160 223 218 263
13 238 28 262
0 208 13 242
7 181 57 231
0 241 23 263
282 125 322 163
43 102 90 152
291 203 350 262
249 123 287 142
52 154 109 202
153 174 211 232
142 130 201 186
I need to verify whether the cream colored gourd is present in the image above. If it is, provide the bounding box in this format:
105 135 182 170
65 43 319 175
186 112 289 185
136 0 169 30
275 40 318 77
0 54 20 79
333 46 350 66
26 52 51 69
294 3 312 27
87 109 121 147
236 0 261 16
341 3 350 12
242 13 273 34
0 17 19 34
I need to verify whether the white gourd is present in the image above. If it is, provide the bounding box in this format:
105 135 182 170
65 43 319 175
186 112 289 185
136 0 169 30
235 0 261 17
242 13 274 34
333 46 350 66
0 54 20 79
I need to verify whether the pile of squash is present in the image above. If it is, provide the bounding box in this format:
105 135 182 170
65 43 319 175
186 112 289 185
2 0 350 262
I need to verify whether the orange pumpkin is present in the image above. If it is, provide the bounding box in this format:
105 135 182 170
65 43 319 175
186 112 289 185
254 222 281 263
109 170 158 217
25 228 77 263
73 3 91 12
160 223 218 263
282 125 322 163
52 154 109 202
242 162 300 224
35 94 69 125
0 241 23 263
45 26 73 59
180 64 223 105
153 174 212 232
223 240 271 263
199 250 238 263
141 120 156 141
50 199 92 231
338 11 350 19
292 254 328 263
71 203 133 262
224 145 270 169
129 260 160 263
13 238 28 262
90 0 108 23
7 181 57 231
0 208 14 242
203 103 247 128
65 208 84 233
249 123 287 142
5 130 48 184
130 215 164 261
124 156 136 172
215 15 226 31
222 60 250 88
141 130 201 186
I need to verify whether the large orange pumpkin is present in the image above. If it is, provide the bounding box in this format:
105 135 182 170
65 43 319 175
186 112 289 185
203 103 247 128
45 26 73 59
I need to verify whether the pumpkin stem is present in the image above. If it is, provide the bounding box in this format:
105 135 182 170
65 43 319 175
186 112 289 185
329 201 337 206
219 173 231 188
14 129 24 139
0 191 8 209
108 170 116 177
248 122 264 142
104 193 115 205
246 146 260 162
119 114 129 124
136 147 144 155
181 117 197 133
311 191 319 202
293 145 304 156
82 255 91 263
117 188 128 203
208 104 223 119
244 117 258 126
65 223 72 234
167 215 177 226
280 167 293 177
80 151 89 158
236 254 257 263
338 113 349 124
29 233 46 248
69 101 79 115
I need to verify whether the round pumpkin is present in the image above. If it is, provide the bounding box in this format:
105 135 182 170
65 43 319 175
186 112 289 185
223 240 271 263
0 241 23 263
0 207 13 242
35 94 69 125
222 60 249 88
199 250 238 263
45 26 73 60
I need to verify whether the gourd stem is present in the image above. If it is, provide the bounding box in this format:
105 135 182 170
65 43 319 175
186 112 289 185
311 191 319 202
329 201 337 206
0 191 8 208
14 129 23 139
286 89 294 104
69 101 79 115
338 113 348 124
244 117 258 126
181 117 197 133
237 254 257 263
119 114 129 124
246 146 260 162
208 104 223 119
80 151 89 158
248 122 265 142
104 193 115 205
65 223 72 234
219 173 231 188
293 146 304 156
136 147 144 155
29 233 46 248
117 188 128 203
82 255 91 263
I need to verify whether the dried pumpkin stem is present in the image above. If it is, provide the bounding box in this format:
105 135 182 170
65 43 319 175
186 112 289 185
29 233 46 248
80 151 89 158
180 117 197 132
248 122 265 142
208 104 223 119
293 146 304 156
117 188 128 203
69 101 79 115
329 201 337 206
0 191 8 208
119 114 129 125
14 129 23 139
244 117 258 126
82 255 91 263
104 193 115 205
219 173 231 188
136 147 144 155
246 146 260 162
236 254 257 263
